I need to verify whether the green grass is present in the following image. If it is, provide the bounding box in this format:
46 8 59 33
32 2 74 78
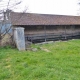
0 39 80 80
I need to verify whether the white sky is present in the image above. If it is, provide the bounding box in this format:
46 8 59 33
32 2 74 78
20 0 79 16
0 0 79 16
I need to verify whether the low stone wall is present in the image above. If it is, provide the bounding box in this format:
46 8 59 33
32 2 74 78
1 34 13 46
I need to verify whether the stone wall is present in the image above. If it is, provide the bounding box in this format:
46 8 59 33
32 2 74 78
1 34 13 46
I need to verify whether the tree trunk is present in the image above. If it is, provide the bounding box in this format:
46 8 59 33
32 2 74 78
0 34 2 46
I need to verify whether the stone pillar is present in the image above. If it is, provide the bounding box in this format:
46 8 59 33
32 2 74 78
13 27 25 51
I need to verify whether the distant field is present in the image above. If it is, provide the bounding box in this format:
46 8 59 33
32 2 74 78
0 39 80 80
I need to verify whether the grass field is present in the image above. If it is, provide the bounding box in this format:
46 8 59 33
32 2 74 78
0 39 80 80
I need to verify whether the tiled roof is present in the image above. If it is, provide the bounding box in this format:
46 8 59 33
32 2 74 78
10 12 80 25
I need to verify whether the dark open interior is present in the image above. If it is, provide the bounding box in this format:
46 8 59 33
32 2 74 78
15 25 80 43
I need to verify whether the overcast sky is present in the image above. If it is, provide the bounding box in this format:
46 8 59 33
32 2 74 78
16 0 79 16
0 0 79 16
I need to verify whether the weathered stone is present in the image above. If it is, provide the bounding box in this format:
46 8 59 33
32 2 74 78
32 48 38 52
13 27 25 51
25 41 32 48
40 47 51 52
1 34 12 46
35 41 54 45
26 48 32 51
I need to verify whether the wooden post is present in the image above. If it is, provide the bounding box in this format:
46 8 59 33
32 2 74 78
71 25 75 36
44 26 47 42
65 26 66 39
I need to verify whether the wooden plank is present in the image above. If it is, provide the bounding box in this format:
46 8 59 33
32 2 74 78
25 32 80 42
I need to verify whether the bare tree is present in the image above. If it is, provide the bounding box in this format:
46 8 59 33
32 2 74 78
77 0 80 15
0 0 22 46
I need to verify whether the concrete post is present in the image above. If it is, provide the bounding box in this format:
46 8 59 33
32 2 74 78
13 27 25 51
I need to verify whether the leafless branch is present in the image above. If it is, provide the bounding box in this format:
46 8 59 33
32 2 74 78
7 0 11 9
0 0 24 46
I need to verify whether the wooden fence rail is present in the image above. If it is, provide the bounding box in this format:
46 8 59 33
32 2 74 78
25 32 80 43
